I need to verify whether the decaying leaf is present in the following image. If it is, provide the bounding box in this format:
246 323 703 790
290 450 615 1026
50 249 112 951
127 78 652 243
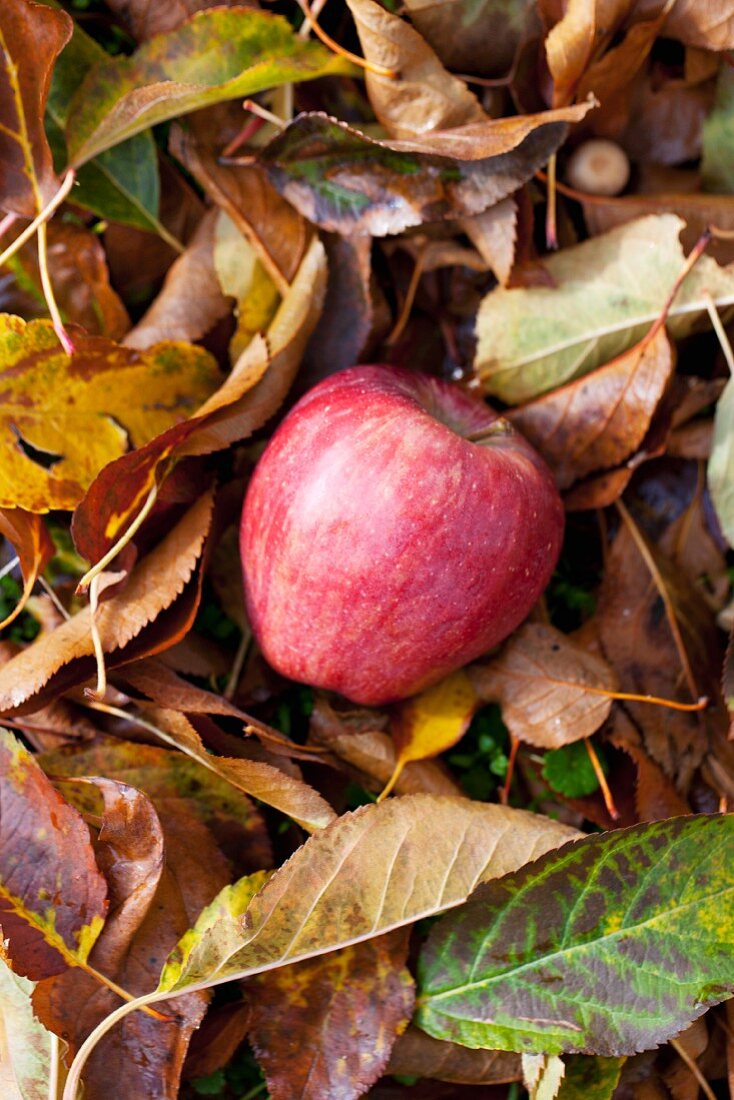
246 932 414 1100
158 795 580 995
0 959 54 1100
0 315 221 512
71 236 326 564
388 1027 522 1085
0 491 214 715
0 0 72 217
0 509 54 630
65 8 355 165
0 729 107 980
476 215 734 403
470 623 618 749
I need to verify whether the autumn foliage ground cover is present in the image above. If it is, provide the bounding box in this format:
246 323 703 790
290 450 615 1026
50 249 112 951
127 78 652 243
2 0 734 1098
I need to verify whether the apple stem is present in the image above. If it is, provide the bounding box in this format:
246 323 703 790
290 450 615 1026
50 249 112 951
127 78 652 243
464 420 513 445
584 738 619 821
499 734 520 805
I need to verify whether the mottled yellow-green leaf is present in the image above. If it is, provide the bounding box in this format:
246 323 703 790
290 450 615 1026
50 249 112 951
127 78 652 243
0 959 54 1099
0 315 221 512
213 211 280 364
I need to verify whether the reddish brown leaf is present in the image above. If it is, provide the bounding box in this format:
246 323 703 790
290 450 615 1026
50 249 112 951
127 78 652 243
634 0 734 50
509 328 674 489
606 708 691 821
596 514 722 788
0 490 214 716
388 1027 522 1086
0 0 72 217
470 622 619 748
183 1000 251 1081
0 509 54 630
0 730 107 980
71 237 326 564
246 931 414 1100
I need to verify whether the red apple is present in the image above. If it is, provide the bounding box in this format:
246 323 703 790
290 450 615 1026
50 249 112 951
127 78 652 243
240 365 564 706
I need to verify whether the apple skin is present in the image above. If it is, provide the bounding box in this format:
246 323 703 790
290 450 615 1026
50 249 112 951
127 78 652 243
240 365 564 706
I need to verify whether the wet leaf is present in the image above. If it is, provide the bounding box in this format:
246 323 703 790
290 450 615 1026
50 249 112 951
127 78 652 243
124 209 231 349
260 112 574 236
476 215 734 404
0 491 214 715
72 236 326 564
65 8 355 166
0 0 72 217
416 815 734 1055
246 932 414 1100
387 1027 521 1085
0 509 54 630
0 729 107 980
158 795 579 995
0 315 221 512
0 959 53 1099
509 328 674 489
470 623 618 749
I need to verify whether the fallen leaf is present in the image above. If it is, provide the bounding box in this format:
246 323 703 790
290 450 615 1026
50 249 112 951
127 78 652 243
182 1000 252 1081
71 236 326 564
123 209 231 349
0 509 54 630
309 695 461 798
212 210 280 364
634 0 734 50
0 314 221 512
33 763 232 1099
470 623 618 748
345 0 486 139
0 490 214 715
158 795 580 996
0 959 53 1100
523 1052 565 1100
556 1055 624 1099
596 514 720 787
607 709 690 822
544 0 624 107
385 670 478 795
245 932 414 1099
170 104 310 289
416 815 734 1055
0 729 107 980
702 64 734 194
387 1027 522 1085
133 705 337 832
260 112 575 235
65 8 355 166
401 0 540 78
0 0 72 217
105 0 249 41
709 373 734 549
509 327 674 488
461 198 518 287
476 215 734 403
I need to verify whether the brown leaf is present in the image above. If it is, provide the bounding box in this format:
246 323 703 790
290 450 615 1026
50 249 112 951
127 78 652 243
596 513 721 788
183 1000 251 1081
345 0 486 139
606 708 691 821
170 105 310 289
0 490 214 716
104 0 251 42
563 466 634 511
401 0 540 79
33 756 236 1099
0 730 107 980
634 0 734 50
388 1027 522 1085
13 222 130 340
470 622 619 748
71 236 326 564
124 209 231 350
620 73 713 166
0 509 54 630
309 695 462 798
461 198 518 287
509 328 674 489
544 0 634 107
246 931 414 1100
0 0 72 216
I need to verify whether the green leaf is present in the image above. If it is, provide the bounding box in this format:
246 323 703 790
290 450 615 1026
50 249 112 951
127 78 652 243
416 815 734 1056
260 112 570 236
157 795 580 996
542 742 608 799
65 9 356 166
39 0 162 235
708 371 734 548
476 215 734 403
702 64 734 194
556 1055 624 1100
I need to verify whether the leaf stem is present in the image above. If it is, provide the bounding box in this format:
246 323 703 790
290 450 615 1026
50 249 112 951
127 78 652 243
76 483 158 594
584 738 619 820
545 153 558 250
702 291 734 376
0 211 17 240
86 574 107 699
294 0 397 78
0 168 75 270
669 1038 717 1100
37 221 75 355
